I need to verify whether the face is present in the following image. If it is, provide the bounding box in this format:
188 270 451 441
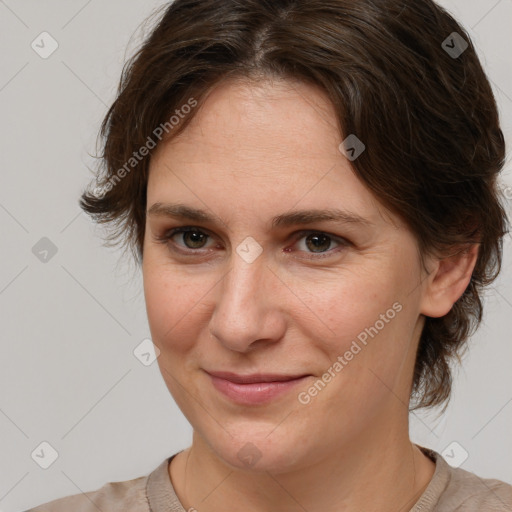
142 78 430 473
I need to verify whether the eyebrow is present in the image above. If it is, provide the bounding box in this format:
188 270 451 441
147 203 373 228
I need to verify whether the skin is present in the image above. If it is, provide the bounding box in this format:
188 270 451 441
142 77 479 512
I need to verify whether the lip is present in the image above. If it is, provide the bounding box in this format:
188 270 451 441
205 370 312 405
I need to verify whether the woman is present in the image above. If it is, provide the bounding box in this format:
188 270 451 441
27 0 511 510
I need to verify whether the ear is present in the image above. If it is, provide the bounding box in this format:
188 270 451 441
420 243 479 318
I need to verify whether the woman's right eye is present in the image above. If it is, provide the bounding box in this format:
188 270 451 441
155 226 218 253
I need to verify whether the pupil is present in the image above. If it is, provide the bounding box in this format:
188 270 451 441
306 234 331 252
184 231 206 248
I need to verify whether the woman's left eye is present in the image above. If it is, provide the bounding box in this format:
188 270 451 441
289 231 348 258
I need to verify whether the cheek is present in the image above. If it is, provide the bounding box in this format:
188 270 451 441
300 269 399 344
143 265 211 353
303 268 414 387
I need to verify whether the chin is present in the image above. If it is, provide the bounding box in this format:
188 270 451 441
199 422 314 474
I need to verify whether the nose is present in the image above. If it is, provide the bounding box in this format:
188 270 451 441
208 249 287 353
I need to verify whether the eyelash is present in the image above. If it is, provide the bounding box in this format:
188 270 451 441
154 226 350 260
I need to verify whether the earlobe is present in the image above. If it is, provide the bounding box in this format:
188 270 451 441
420 244 479 318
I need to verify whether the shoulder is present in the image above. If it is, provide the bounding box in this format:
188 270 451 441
24 473 150 512
417 447 512 511
439 462 512 511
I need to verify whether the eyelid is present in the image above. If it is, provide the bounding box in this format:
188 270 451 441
287 229 350 258
160 226 218 250
290 229 347 244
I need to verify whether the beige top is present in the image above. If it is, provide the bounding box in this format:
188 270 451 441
25 446 512 511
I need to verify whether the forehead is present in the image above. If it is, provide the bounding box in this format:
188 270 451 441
147 78 395 228
153 77 341 166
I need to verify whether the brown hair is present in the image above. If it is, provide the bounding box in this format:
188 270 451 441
80 0 509 410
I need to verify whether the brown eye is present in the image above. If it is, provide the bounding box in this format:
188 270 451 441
289 230 350 260
180 230 208 249
304 233 333 253
156 227 215 252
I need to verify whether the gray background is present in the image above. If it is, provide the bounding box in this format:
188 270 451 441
1 1 511 510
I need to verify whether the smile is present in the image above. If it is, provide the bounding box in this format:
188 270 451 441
205 371 312 405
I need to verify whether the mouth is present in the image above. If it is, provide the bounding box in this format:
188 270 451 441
204 370 312 405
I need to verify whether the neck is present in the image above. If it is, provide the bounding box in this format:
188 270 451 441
169 415 435 512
